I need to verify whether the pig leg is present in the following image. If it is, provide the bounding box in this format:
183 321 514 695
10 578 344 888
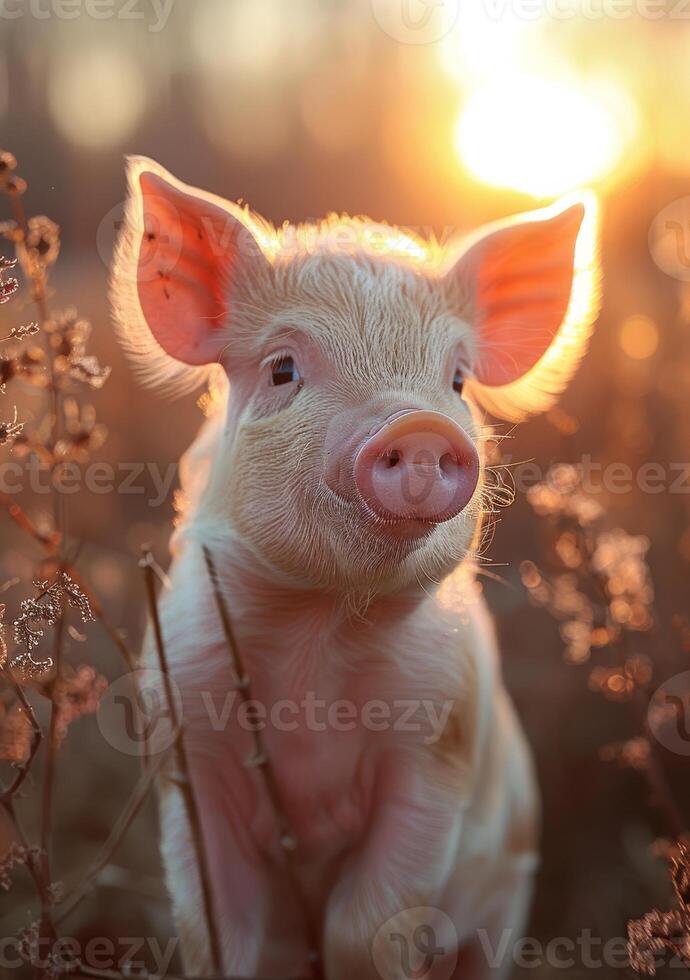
323 770 465 980
451 852 537 980
158 780 267 976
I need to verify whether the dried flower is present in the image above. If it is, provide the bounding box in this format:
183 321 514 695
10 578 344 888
6 322 39 342
52 664 108 745
0 347 47 394
628 841 690 974
0 842 40 891
0 151 17 182
524 463 655 672
600 736 651 770
17 920 64 978
628 908 688 975
4 175 26 197
593 529 654 632
25 215 60 268
46 309 110 391
10 572 94 677
55 399 107 461
589 655 652 702
0 406 23 447
527 463 604 526
0 256 18 304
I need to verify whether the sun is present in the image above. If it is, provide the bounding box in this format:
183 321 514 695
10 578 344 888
454 73 636 198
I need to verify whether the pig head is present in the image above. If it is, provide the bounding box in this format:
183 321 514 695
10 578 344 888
113 157 597 598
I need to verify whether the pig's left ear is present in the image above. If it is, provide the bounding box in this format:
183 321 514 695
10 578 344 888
111 156 272 393
444 195 599 422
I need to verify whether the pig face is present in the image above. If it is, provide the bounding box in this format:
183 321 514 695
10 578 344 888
113 159 598 595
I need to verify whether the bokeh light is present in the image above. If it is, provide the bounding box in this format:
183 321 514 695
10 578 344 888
619 315 660 360
454 73 638 197
48 46 146 151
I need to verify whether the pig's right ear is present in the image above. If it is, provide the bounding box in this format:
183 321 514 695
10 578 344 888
111 156 271 393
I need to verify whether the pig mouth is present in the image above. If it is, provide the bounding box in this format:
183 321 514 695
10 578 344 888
357 502 442 540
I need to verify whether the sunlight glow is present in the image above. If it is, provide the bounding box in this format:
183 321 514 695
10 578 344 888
455 74 636 198
439 5 531 85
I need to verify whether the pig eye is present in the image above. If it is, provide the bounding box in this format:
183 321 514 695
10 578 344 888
452 368 464 395
270 355 300 387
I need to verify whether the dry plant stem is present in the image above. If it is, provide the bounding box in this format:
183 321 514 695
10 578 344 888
37 579 66 953
56 734 178 925
6 185 50 325
0 795 53 916
141 549 223 977
0 491 60 550
202 546 324 980
3 181 68 974
0 662 43 799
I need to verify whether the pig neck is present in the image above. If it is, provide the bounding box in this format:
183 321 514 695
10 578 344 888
188 532 436 689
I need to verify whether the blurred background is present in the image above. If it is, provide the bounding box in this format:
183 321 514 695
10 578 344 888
1 0 690 976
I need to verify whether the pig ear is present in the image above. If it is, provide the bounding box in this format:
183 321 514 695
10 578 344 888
445 195 599 422
111 156 272 393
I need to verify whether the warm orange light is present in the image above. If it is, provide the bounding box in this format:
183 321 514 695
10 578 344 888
619 315 659 360
454 73 637 198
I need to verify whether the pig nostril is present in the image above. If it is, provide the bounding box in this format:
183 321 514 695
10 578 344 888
439 452 458 477
352 410 480 526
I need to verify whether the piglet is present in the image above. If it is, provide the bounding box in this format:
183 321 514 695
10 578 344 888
112 158 597 979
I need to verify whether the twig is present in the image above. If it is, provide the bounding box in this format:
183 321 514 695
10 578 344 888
37 569 66 952
0 491 60 551
0 794 53 915
140 547 223 976
202 545 324 980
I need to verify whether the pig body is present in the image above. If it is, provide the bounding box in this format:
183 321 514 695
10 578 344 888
113 158 598 978
150 404 537 978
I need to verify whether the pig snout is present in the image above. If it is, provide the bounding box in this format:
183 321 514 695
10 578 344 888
353 410 479 525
